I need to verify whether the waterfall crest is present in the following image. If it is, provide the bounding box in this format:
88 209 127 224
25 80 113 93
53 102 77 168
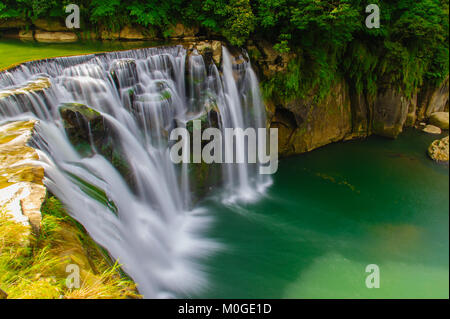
0 45 270 297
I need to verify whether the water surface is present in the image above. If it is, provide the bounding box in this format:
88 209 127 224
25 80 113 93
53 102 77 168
199 129 449 298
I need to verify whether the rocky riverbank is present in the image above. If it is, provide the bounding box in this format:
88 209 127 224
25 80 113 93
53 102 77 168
0 120 139 299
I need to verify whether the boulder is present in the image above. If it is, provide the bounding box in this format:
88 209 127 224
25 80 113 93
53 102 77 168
429 112 449 130
423 124 442 134
428 136 449 162
34 30 78 42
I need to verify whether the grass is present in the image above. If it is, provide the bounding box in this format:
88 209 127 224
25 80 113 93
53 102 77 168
0 38 161 71
0 195 140 299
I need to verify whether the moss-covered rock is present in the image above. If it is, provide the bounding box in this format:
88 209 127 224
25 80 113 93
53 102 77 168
59 103 133 188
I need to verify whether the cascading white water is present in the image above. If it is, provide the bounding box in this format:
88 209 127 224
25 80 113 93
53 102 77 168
0 45 270 297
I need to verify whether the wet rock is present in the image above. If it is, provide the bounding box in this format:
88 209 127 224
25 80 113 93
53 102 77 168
34 30 78 42
423 124 442 134
0 120 46 233
428 136 449 162
59 103 132 187
59 103 105 151
429 112 449 130
0 78 51 100
110 59 139 89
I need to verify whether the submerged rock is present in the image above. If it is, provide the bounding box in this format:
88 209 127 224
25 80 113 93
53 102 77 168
0 120 46 233
429 112 449 130
423 125 442 135
428 136 449 162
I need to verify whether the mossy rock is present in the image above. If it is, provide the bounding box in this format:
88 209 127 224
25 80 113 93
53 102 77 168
59 103 134 190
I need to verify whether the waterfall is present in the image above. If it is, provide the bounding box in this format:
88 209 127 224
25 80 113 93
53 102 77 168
0 45 270 297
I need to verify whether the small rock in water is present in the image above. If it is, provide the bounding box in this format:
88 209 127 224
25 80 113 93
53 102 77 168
429 112 449 130
423 124 442 134
428 136 449 162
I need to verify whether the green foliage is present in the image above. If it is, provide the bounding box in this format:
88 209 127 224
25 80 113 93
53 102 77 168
0 0 448 99
257 0 448 101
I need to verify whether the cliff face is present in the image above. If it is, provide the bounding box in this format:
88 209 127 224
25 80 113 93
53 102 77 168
249 42 449 157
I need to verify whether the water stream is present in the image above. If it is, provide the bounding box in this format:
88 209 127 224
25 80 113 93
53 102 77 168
0 45 269 298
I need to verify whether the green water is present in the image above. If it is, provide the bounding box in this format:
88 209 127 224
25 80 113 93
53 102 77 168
198 129 449 298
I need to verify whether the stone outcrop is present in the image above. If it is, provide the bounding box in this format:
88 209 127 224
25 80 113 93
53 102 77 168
271 79 352 156
429 112 449 130
428 136 449 162
0 120 46 233
417 76 449 120
34 30 78 42
372 88 409 138
192 41 222 66
167 23 198 38
247 40 295 79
